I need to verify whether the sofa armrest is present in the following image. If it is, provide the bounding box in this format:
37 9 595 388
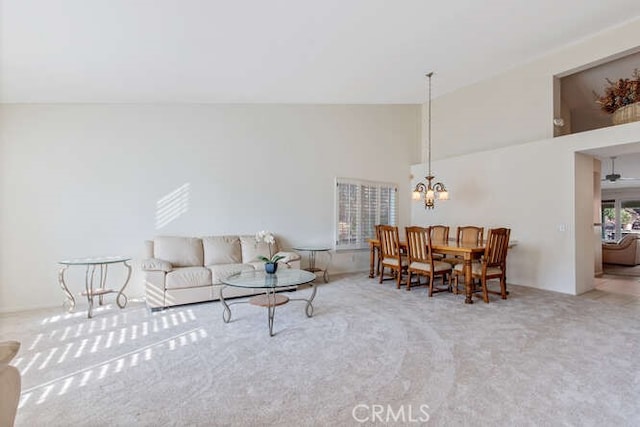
275 251 301 265
141 258 173 272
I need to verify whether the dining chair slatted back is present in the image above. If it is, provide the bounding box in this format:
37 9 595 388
405 226 453 296
477 227 511 302
406 226 432 265
430 225 449 245
457 226 484 246
429 225 449 260
378 225 407 288
483 227 510 270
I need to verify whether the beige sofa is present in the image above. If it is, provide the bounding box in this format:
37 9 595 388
602 234 640 266
142 235 301 310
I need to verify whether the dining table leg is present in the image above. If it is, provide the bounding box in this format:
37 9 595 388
464 256 474 304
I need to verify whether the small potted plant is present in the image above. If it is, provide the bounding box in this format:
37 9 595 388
255 230 285 273
595 68 640 125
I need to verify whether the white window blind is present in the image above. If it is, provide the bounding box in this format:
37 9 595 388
335 178 398 250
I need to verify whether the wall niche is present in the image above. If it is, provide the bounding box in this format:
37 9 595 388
554 48 640 137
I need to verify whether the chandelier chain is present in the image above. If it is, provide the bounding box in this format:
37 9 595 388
427 71 433 177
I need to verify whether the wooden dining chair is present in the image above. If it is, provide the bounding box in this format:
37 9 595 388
444 225 485 267
457 226 484 246
452 227 511 303
450 225 486 293
405 226 453 296
429 225 449 244
429 225 449 259
374 224 382 276
378 225 408 288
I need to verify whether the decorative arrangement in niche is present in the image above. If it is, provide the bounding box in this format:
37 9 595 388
595 68 640 125
612 102 640 125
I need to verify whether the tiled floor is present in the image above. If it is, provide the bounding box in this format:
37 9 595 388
602 263 640 277
584 273 640 304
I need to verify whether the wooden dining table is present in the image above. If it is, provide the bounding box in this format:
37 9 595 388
367 238 485 304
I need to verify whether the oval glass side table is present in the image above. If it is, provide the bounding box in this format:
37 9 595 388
292 246 332 283
57 256 132 318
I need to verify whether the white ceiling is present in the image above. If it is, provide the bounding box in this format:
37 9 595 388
2 0 640 103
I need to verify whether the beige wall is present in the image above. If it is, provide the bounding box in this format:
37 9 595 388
0 104 420 312
575 153 597 294
429 18 640 159
593 158 603 277
413 17 640 295
412 122 640 295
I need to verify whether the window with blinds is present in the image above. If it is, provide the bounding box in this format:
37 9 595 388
335 178 398 250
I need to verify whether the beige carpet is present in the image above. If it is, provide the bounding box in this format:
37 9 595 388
1 273 639 426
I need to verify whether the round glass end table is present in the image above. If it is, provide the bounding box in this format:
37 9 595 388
57 256 132 318
292 246 332 283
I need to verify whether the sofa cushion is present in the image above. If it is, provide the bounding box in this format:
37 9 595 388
154 236 203 267
165 267 211 289
202 236 242 265
208 263 255 285
240 235 279 263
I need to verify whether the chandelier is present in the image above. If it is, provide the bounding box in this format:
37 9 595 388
412 72 449 209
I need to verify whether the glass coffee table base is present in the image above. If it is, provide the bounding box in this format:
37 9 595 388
220 285 316 337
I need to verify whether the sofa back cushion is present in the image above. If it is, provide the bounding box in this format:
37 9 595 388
239 235 279 262
154 236 203 267
202 236 242 265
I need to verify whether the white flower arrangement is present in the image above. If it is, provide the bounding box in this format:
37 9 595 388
255 230 284 264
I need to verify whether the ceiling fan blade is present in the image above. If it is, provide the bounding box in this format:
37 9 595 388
601 157 640 183
602 177 640 183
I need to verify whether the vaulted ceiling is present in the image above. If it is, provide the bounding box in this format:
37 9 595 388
2 0 640 103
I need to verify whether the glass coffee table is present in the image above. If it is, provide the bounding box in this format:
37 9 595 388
220 269 317 336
